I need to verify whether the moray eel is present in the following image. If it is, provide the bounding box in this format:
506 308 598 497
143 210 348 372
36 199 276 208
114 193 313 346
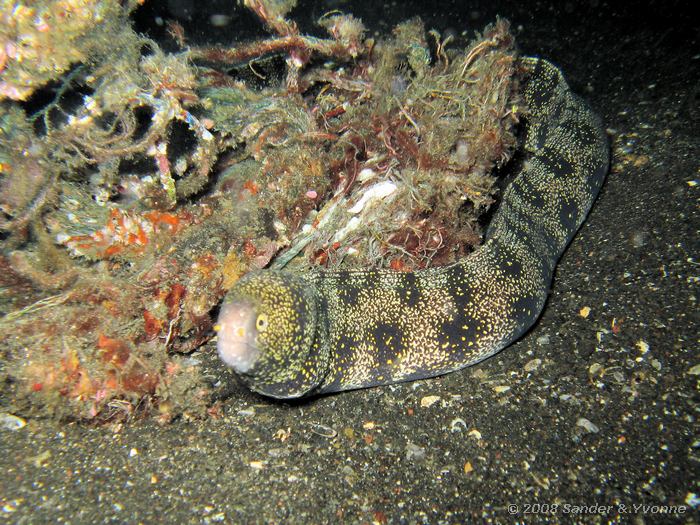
215 58 609 399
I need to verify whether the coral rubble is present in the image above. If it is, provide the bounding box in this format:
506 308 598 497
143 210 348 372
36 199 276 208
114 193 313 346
0 0 524 420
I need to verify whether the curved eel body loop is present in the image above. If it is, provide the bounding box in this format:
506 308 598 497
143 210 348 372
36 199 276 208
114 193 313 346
216 58 610 399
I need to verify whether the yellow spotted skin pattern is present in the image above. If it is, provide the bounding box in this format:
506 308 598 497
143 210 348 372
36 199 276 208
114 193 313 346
219 58 609 399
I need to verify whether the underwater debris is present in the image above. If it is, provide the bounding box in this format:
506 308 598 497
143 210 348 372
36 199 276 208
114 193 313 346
0 104 58 241
272 16 522 272
1 0 526 421
52 200 191 260
0 0 142 101
194 0 366 91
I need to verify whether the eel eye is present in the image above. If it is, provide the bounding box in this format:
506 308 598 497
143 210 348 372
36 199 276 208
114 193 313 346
256 313 269 332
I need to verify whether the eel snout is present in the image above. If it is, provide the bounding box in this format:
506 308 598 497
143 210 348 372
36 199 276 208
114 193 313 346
215 301 260 373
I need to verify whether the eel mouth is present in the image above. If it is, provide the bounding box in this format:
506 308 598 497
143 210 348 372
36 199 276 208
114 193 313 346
215 300 260 373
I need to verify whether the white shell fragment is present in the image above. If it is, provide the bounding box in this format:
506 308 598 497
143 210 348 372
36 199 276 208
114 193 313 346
348 181 397 214
0 413 27 431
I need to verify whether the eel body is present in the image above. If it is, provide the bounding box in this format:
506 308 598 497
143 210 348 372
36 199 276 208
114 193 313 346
215 58 610 399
